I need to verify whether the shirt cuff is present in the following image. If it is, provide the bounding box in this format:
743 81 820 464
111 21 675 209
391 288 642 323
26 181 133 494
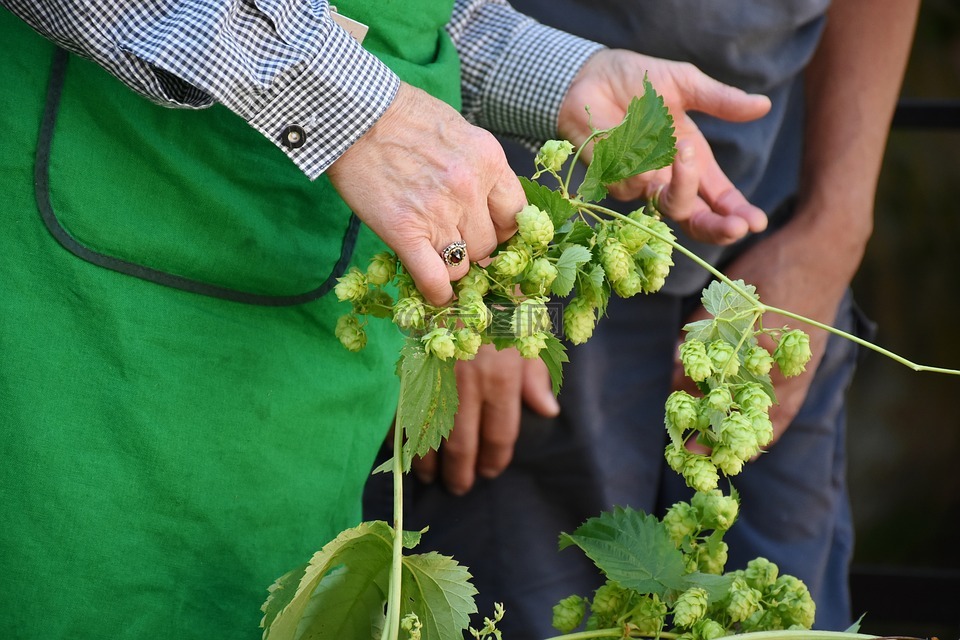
246 22 400 180
480 21 604 143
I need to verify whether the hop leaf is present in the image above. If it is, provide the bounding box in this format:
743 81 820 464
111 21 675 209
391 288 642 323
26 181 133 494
774 329 812 377
551 595 585 633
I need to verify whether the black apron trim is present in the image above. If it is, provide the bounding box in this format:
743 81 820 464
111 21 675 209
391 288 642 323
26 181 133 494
35 48 359 307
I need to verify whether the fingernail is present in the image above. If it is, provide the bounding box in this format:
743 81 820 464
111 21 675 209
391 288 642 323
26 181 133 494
478 466 500 479
679 144 694 162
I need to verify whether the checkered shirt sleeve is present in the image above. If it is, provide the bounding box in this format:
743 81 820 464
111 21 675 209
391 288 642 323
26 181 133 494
448 0 604 146
2 0 602 178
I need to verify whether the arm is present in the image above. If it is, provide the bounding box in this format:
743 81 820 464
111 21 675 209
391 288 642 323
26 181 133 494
688 0 920 442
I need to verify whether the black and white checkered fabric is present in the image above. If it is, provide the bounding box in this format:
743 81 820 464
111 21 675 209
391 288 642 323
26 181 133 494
3 0 602 178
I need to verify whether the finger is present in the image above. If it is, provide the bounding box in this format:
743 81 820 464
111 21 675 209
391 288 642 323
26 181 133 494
436 237 472 281
413 449 438 484
676 64 772 122
485 159 525 243
441 361 485 495
475 383 522 480
521 358 560 417
398 238 456 306
656 141 701 221
682 208 751 245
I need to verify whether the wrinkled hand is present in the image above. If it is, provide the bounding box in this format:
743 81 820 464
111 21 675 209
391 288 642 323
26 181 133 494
413 345 560 495
327 82 525 305
559 49 771 245
672 218 852 450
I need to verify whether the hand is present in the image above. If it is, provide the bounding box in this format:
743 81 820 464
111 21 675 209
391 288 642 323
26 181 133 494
327 82 525 305
413 345 560 495
558 49 771 245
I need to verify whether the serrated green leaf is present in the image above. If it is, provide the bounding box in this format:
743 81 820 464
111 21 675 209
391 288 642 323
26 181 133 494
552 245 593 297
539 333 569 396
558 507 688 596
519 176 578 229
578 80 676 202
557 218 595 247
700 279 760 320
262 521 396 640
578 264 611 317
399 552 479 640
396 341 459 469
262 522 476 640
676 571 735 603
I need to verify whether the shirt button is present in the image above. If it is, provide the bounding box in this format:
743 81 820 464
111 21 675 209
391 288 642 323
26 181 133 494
280 125 306 149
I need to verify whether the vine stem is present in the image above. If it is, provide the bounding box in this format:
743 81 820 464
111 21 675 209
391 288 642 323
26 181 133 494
584 202 960 377
380 418 406 640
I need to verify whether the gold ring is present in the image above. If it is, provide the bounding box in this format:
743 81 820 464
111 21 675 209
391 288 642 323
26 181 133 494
441 241 467 267
650 184 665 213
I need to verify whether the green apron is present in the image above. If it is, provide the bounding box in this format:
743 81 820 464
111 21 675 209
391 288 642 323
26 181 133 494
0 4 458 637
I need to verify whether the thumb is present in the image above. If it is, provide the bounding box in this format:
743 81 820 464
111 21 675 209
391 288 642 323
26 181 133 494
679 69 771 123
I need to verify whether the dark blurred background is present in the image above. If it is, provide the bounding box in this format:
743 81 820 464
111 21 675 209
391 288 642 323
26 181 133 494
846 0 960 636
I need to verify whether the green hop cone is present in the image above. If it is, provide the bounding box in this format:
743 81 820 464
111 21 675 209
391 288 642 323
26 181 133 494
692 489 739 531
517 332 549 359
617 217 652 254
693 619 727 640
551 595 585 634
768 575 815 628
711 445 745 476
536 139 575 173
707 340 740 378
600 238 633 284
664 443 689 475
727 577 763 623
563 296 596 345
717 411 761 461
744 557 779 591
400 613 422 640
516 204 555 249
454 328 483 361
513 297 552 338
522 257 559 294
736 382 774 413
421 327 456 360
626 595 667 635
679 339 713 382
697 537 729 575
672 587 709 629
334 267 368 303
393 296 426 330
704 387 734 413
493 246 531 279
745 407 774 449
637 251 673 293
365 251 397 286
774 329 812 377
665 390 700 445
590 581 629 621
743 344 775 377
335 314 366 352
612 270 645 298
459 299 492 332
682 454 720 493
457 265 491 298
663 501 699 545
